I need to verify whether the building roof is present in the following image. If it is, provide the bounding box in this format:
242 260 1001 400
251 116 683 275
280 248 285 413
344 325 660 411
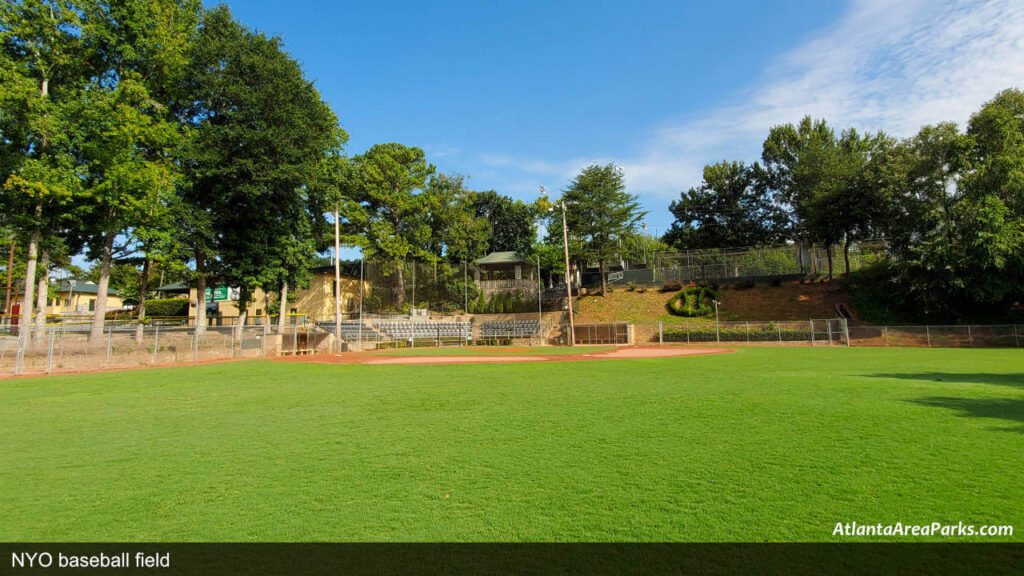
474 251 530 266
20 280 120 296
156 281 190 292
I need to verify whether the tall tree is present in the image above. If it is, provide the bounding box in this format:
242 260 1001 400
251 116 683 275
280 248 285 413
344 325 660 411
557 164 645 297
179 5 342 335
0 0 90 339
349 143 435 308
469 190 535 255
761 116 839 273
426 174 491 264
664 160 789 250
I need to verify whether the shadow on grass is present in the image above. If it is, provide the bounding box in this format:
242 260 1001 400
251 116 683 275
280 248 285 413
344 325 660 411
909 396 1024 433
867 372 1024 389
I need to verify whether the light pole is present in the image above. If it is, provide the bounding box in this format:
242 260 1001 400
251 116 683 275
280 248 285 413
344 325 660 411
560 200 575 347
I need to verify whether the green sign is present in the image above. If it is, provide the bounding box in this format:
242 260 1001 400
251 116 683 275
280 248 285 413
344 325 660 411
204 286 231 302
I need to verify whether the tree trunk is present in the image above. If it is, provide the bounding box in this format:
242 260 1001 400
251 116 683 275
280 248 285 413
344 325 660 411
843 238 852 278
89 232 114 342
826 244 834 282
33 250 50 341
19 219 40 338
235 289 250 341
195 254 207 337
4 240 14 317
277 282 289 335
599 260 608 297
135 256 150 343
395 266 405 308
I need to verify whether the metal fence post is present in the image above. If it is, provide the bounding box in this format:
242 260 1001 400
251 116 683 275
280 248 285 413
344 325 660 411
658 321 663 346
105 326 112 368
926 326 931 348
194 328 199 362
844 318 850 347
810 320 815 347
745 322 750 344
884 326 889 347
826 319 833 346
777 322 782 344
1016 325 1020 348
262 321 268 357
153 324 159 365
967 325 972 346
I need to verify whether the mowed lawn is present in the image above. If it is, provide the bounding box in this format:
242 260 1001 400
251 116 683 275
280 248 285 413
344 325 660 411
1 348 1022 542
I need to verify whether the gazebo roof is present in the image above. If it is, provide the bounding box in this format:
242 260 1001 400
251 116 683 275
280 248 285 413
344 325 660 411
474 251 529 266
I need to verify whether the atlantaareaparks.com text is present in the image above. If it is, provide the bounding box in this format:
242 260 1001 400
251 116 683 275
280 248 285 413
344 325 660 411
833 522 1013 538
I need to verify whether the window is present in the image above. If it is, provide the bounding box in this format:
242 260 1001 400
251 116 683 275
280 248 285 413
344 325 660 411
88 299 95 311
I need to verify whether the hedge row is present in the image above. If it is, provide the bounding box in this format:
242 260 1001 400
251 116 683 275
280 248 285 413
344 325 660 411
144 298 190 317
666 285 718 317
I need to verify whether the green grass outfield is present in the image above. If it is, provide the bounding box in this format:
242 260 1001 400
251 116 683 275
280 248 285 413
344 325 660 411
1 347 1021 542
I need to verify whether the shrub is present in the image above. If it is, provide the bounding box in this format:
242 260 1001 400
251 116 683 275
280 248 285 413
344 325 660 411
626 282 637 292
475 292 486 314
660 280 683 293
666 285 718 317
145 298 189 317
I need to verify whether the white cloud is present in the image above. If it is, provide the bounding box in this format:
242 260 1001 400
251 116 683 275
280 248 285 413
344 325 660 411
625 0 1024 202
483 0 1024 212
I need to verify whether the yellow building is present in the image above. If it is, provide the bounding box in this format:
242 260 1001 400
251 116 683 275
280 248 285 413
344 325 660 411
13 280 125 316
155 266 368 322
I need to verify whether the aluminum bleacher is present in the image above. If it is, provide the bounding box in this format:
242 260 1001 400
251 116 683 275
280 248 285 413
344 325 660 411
480 319 541 338
373 320 471 340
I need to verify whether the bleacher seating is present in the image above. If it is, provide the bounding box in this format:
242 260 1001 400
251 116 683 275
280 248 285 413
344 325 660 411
480 320 541 338
373 321 471 340
317 321 379 341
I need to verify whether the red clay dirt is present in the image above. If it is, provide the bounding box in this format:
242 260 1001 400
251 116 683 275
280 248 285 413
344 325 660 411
273 346 733 366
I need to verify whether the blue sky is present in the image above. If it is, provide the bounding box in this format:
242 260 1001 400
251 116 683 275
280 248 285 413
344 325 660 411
213 0 1024 236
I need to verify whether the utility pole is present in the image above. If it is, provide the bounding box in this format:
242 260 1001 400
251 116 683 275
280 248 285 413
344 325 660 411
561 200 575 347
333 204 342 350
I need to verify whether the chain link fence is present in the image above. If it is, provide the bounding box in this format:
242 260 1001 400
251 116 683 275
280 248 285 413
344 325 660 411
3 312 1020 378
0 314 334 377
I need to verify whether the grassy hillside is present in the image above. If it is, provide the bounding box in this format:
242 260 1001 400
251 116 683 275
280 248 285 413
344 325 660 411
576 280 851 324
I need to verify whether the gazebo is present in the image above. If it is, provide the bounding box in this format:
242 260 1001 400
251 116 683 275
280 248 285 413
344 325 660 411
473 251 538 297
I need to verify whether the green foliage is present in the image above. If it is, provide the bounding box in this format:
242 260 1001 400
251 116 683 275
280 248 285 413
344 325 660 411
665 161 789 249
470 190 536 256
666 285 718 317
553 163 646 295
143 298 189 317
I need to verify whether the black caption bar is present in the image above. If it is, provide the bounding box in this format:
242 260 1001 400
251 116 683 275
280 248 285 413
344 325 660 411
1 543 1021 575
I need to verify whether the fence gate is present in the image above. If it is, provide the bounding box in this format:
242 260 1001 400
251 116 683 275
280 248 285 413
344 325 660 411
810 318 849 347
